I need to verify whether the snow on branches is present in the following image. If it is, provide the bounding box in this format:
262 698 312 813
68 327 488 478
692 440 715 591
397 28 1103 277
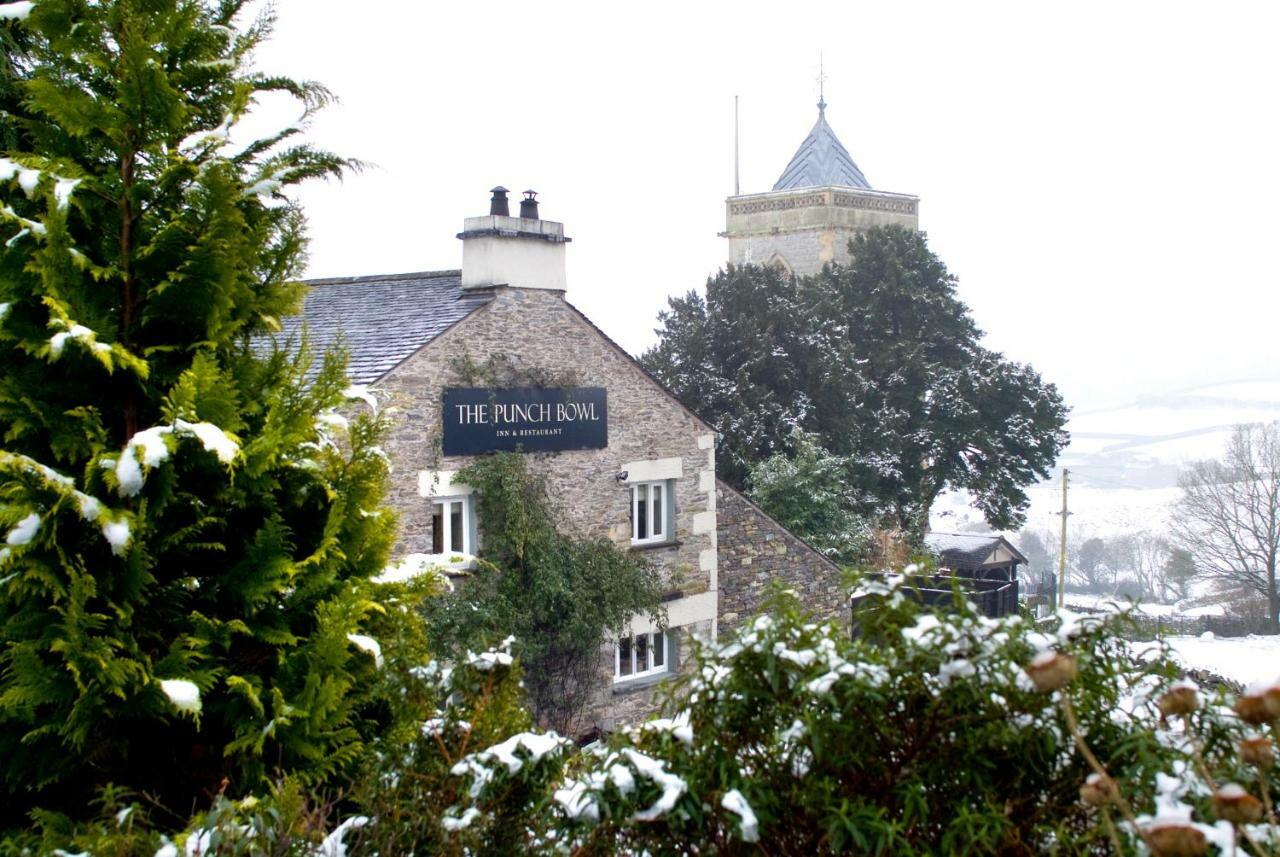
0 450 132 560
113 420 240 497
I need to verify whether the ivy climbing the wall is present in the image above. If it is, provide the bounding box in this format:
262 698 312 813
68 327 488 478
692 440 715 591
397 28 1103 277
424 452 665 736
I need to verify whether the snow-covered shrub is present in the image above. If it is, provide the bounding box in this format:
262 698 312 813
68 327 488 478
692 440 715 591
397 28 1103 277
20 572 1280 854
15 777 361 856
344 631 563 856
542 579 1278 854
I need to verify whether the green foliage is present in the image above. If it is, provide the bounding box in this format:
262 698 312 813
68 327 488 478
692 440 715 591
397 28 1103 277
746 427 871 563
406 576 1280 854
642 226 1070 542
566 587 1280 854
6 776 347 857
21 573 1280 854
423 452 665 735
541 586 1180 854
0 0 393 830
642 262 811 488
348 634 551 857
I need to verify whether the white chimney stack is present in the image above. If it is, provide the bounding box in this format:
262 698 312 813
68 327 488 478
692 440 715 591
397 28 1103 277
458 188 570 290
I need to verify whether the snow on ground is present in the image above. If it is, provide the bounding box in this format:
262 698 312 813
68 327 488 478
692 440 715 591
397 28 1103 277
1061 594 1226 619
1063 594 1174 618
1133 635 1280 689
1025 484 1177 538
931 483 1178 539
933 378 1280 539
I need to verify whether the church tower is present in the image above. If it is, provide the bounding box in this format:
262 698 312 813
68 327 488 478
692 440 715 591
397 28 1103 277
724 96 919 275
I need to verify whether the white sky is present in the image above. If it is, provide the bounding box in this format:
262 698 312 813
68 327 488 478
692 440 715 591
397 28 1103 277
252 1 1280 411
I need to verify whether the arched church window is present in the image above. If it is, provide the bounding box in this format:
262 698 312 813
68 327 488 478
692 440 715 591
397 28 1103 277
765 253 793 278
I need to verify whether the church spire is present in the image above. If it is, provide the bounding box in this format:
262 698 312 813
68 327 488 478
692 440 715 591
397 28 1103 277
772 94 870 191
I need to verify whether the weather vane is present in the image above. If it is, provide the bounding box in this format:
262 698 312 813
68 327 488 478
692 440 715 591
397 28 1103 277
817 53 827 114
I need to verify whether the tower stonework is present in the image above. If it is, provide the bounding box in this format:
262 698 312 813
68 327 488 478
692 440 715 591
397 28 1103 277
724 100 918 275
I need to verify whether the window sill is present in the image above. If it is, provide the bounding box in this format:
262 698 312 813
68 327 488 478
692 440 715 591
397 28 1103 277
629 539 682 553
612 671 671 695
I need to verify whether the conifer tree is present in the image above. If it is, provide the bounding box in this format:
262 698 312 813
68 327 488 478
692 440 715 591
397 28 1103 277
643 226 1069 543
0 0 393 825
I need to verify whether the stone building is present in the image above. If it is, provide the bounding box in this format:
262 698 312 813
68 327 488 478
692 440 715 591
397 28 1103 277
723 97 919 275
284 188 838 730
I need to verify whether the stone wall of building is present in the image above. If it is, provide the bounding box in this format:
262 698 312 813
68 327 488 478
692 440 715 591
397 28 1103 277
372 284 719 730
729 227 843 275
716 479 849 632
724 186 919 276
591 617 712 733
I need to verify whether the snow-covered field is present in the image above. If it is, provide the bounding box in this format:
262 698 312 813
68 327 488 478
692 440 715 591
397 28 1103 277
1134 634 1280 689
932 482 1178 538
932 378 1280 540
1069 380 1280 470
1061 594 1224 619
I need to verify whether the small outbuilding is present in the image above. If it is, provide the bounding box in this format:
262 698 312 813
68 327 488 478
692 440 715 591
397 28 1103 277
924 532 1027 583
850 532 1028 621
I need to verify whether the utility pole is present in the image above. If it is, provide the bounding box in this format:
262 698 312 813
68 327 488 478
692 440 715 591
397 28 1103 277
1056 468 1071 609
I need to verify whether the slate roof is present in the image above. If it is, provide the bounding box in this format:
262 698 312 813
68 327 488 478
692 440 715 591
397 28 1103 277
773 102 871 191
924 532 1028 569
270 268 714 432
278 270 491 385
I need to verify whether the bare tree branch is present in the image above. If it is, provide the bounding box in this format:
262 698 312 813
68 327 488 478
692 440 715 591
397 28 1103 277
1171 422 1280 630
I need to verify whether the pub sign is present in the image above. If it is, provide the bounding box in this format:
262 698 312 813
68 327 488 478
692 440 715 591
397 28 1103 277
442 387 608 456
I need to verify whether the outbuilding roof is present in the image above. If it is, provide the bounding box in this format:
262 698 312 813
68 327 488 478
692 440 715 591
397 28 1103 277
772 101 871 191
278 270 492 385
924 532 1028 569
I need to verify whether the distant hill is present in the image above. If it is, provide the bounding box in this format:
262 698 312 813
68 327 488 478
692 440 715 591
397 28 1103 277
932 379 1280 539
1065 379 1280 490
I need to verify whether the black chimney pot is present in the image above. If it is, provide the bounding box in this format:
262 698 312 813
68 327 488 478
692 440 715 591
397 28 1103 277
520 189 539 220
489 186 510 217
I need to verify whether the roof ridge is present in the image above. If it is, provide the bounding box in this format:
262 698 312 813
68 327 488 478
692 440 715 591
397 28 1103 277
303 269 462 286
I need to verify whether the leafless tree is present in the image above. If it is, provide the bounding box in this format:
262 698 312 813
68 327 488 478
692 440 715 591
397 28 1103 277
1171 422 1280 631
1104 532 1173 601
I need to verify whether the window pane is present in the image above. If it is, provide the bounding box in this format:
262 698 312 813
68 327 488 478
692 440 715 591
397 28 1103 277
652 484 663 537
618 637 632 676
636 633 649 673
431 503 444 554
636 491 648 540
652 632 664 667
450 503 464 552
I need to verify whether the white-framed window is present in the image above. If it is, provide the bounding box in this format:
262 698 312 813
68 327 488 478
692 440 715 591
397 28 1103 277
631 480 673 545
431 496 473 555
614 630 668 682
